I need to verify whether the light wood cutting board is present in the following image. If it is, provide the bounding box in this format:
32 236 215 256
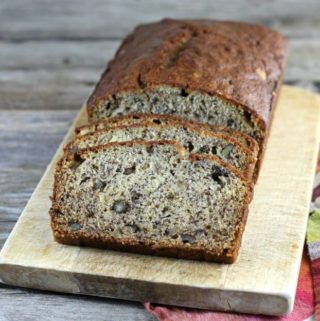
0 86 320 316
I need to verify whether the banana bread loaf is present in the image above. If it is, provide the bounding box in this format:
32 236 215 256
51 141 253 263
86 19 288 165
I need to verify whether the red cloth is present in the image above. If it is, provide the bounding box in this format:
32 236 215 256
145 251 314 321
313 258 320 320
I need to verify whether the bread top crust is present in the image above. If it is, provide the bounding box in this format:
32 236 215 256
87 19 288 130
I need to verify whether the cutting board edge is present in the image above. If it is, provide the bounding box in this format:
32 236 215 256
0 261 292 316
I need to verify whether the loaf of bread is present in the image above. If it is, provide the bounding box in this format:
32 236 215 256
50 141 253 263
50 19 288 263
86 19 288 163
68 121 258 179
76 113 258 152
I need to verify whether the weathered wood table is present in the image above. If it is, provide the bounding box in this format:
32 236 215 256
1 1 319 320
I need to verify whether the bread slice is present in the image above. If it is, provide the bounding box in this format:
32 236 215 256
68 121 258 179
76 113 258 152
51 140 253 263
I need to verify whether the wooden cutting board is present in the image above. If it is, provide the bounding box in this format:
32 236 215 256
0 86 320 316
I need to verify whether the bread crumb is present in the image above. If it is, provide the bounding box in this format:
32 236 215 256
255 68 267 80
193 72 201 79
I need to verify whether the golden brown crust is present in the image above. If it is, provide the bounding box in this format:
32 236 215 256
51 140 253 263
68 119 257 179
86 19 288 132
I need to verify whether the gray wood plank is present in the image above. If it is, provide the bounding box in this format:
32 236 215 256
286 39 320 82
0 168 44 222
0 69 96 110
0 40 119 70
0 110 76 168
1 0 320 40
0 285 153 321
1 39 320 83
0 222 14 250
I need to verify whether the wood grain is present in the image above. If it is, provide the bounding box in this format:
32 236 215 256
0 285 154 321
1 86 319 316
0 69 96 110
0 111 76 168
1 0 320 40
0 40 119 70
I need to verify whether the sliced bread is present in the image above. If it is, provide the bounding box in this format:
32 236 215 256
68 121 257 179
76 113 258 152
51 140 253 263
